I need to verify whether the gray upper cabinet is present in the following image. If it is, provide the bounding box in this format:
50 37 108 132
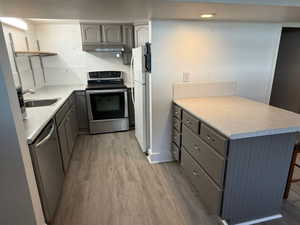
122 24 134 52
81 24 102 44
102 24 123 44
134 24 149 47
81 23 134 48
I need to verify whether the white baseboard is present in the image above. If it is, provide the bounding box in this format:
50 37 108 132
221 214 282 225
147 152 174 164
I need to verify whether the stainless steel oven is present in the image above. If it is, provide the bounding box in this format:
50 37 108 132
86 88 129 134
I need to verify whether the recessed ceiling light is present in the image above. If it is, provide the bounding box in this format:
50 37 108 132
200 14 215 19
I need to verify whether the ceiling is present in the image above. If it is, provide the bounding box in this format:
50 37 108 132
1 0 300 23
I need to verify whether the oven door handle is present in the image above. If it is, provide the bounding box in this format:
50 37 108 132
86 89 127 94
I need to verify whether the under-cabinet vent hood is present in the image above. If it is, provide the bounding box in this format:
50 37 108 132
82 44 125 52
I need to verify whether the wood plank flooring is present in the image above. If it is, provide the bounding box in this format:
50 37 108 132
53 131 300 225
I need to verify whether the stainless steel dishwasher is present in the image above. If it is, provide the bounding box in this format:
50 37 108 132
29 119 64 223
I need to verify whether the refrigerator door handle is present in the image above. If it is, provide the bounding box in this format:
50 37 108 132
130 55 135 106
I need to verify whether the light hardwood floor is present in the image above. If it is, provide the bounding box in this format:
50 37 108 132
53 131 300 225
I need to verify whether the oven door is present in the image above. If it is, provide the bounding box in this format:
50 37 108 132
86 89 128 121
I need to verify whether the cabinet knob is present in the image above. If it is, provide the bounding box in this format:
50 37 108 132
194 145 199 150
192 170 199 176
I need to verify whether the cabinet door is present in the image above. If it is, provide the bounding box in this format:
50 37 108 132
70 105 78 141
75 91 89 133
81 24 102 44
134 24 149 47
58 119 71 172
65 112 74 155
122 24 134 52
102 24 123 44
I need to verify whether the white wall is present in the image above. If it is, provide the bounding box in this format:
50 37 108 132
34 23 130 86
2 22 44 90
150 20 282 161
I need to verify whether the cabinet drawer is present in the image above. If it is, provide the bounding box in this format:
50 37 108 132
173 117 181 132
171 143 180 161
181 149 222 214
172 128 181 147
182 111 199 134
200 124 228 157
173 104 182 119
182 125 225 186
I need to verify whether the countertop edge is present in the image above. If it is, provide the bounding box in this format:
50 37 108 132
173 99 300 140
26 87 84 145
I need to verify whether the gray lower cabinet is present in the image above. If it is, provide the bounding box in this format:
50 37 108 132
75 91 89 133
56 93 80 172
57 117 71 172
172 104 182 161
173 102 296 224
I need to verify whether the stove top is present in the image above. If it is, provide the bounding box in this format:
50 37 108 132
86 83 127 90
86 71 126 90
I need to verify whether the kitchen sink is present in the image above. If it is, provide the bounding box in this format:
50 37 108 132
25 99 59 108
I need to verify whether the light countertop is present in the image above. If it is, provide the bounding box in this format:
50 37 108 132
174 96 300 139
24 85 86 144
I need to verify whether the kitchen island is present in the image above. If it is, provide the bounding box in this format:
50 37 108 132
172 96 300 225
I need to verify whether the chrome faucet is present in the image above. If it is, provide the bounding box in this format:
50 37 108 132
22 89 35 95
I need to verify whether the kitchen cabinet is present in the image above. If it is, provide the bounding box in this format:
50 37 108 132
57 116 72 172
75 91 89 133
134 24 149 47
122 24 134 65
173 101 296 224
81 24 102 44
80 23 134 47
102 24 123 44
81 23 134 65
123 24 134 51
56 93 79 172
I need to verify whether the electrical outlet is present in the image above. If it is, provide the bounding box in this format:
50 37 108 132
183 72 191 82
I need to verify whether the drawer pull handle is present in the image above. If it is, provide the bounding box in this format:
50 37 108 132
175 111 178 114
207 135 215 142
192 170 199 176
186 120 191 124
194 145 199 150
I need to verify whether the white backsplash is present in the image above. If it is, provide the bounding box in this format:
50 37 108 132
35 23 130 86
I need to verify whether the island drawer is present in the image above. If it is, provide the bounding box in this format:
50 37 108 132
182 111 199 134
171 143 180 161
200 124 228 157
173 117 181 132
181 149 222 214
182 125 225 186
172 128 181 147
173 104 182 119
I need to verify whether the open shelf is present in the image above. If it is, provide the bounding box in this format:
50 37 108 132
15 51 58 57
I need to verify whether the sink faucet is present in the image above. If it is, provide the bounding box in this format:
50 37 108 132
22 89 35 95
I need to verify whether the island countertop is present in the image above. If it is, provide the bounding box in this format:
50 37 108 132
174 96 300 139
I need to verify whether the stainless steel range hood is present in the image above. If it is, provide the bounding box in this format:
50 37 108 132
82 44 125 52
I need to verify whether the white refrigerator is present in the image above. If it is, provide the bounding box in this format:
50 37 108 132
130 46 150 153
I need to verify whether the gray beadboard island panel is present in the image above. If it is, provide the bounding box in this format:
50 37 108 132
221 132 296 224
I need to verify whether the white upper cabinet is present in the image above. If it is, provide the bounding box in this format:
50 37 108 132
134 24 149 47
